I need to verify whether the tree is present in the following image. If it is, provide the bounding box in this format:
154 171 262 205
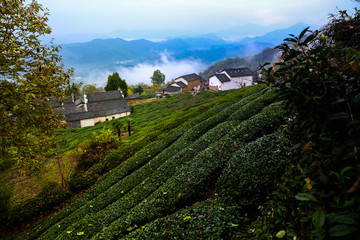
110 119 123 139
104 72 128 97
133 85 143 94
65 82 83 96
150 69 165 86
125 117 133 137
81 84 104 94
127 88 132 96
0 0 72 170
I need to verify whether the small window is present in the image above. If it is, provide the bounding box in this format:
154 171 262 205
106 118 108 121
112 116 115 119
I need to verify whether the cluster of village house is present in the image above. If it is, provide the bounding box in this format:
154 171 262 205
60 67 259 128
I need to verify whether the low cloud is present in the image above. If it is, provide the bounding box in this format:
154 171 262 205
81 53 206 87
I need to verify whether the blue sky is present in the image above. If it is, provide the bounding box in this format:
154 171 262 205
36 0 359 37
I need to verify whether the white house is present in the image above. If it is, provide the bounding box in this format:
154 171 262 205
209 68 258 91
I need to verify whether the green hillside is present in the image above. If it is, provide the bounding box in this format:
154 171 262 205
10 85 290 240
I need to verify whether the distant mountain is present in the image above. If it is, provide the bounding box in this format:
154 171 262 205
59 35 274 79
199 48 279 80
238 22 314 45
214 23 280 40
58 22 311 82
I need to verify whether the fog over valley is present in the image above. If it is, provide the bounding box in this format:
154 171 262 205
81 53 206 86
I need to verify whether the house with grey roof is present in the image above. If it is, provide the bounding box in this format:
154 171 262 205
163 73 203 95
62 89 131 128
209 68 258 91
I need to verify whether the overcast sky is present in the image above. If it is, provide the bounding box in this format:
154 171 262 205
35 0 359 36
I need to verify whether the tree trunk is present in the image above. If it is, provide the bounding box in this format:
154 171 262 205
128 123 131 137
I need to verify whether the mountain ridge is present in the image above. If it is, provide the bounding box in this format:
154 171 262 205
58 23 310 83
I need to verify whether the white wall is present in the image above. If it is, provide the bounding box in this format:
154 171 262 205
210 74 255 91
232 76 254 87
80 111 131 128
175 77 188 85
80 118 94 127
209 76 222 89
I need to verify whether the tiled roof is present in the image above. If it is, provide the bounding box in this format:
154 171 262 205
87 90 123 102
173 81 187 88
213 73 231 83
64 90 130 122
176 73 201 82
125 92 141 100
164 85 181 92
222 68 257 78
66 99 130 122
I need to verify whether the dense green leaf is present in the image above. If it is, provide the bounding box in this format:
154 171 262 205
295 193 318 202
312 209 326 229
328 224 358 237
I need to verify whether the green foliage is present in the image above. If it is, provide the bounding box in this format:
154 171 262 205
69 170 99 192
150 69 165 86
0 0 72 169
68 128 119 192
5 181 71 227
254 9 360 240
216 128 292 208
0 184 13 223
104 72 128 96
65 82 83 96
81 84 104 93
126 199 244 239
133 85 144 94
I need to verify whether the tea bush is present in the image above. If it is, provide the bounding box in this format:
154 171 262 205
216 128 292 208
126 199 244 239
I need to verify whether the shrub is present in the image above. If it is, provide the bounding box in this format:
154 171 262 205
126 199 245 239
0 184 13 224
8 181 71 226
216 128 292 208
68 170 99 192
256 9 360 239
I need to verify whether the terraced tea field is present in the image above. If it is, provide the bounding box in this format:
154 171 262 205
13 85 292 239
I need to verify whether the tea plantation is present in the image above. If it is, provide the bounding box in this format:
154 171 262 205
7 84 293 239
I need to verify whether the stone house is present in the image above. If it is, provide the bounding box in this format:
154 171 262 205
62 90 131 128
